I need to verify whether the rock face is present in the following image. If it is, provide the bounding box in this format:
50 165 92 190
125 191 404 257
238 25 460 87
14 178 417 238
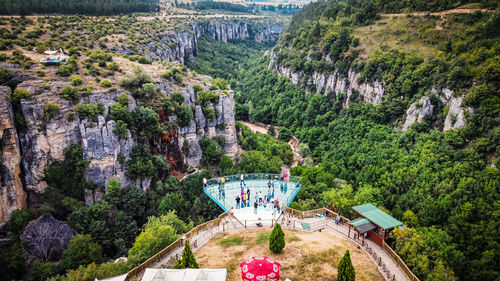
0 86 26 223
270 52 472 132
20 215 76 265
17 81 135 197
128 21 284 64
165 84 238 167
402 96 434 131
270 52 385 107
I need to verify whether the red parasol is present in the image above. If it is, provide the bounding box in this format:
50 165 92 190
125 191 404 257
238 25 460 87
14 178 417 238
240 256 281 281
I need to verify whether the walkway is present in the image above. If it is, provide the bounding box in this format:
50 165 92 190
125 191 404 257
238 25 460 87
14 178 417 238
143 211 410 281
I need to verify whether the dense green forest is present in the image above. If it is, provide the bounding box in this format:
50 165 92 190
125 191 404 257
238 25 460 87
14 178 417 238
186 2 500 281
0 0 160 15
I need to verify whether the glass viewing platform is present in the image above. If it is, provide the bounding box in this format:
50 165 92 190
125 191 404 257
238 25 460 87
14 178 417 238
203 174 302 223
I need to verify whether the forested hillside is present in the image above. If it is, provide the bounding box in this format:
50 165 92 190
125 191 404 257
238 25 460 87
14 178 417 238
0 0 160 15
184 1 500 280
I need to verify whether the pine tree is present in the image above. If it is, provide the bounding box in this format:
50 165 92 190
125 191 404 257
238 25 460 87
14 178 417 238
267 126 276 137
337 249 355 281
174 240 199 269
269 223 285 253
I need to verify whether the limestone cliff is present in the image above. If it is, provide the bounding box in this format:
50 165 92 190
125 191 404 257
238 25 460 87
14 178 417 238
269 51 472 132
0 86 26 223
125 21 284 64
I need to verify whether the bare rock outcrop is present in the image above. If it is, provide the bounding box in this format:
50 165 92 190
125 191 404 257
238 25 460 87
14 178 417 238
0 86 26 223
402 96 434 131
20 214 76 265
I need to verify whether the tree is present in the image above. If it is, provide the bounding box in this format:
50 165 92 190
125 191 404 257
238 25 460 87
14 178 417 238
174 240 199 269
177 105 193 127
105 179 122 206
60 234 103 271
269 223 285 253
267 125 276 137
337 249 355 281
128 224 178 265
120 65 152 90
278 127 292 142
199 136 223 166
26 261 57 281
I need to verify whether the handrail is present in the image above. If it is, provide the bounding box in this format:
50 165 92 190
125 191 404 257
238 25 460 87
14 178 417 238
285 206 420 281
124 206 419 281
124 211 231 281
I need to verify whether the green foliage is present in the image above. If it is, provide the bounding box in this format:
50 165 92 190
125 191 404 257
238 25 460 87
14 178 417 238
75 103 104 120
210 78 229 91
174 240 199 269
197 90 219 106
105 179 122 206
48 261 132 281
36 69 46 77
5 209 36 234
100 79 113 88
199 136 223 166
137 56 152 64
126 144 156 180
11 88 30 102
0 239 27 281
278 127 292 142
172 91 185 105
70 75 83 86
128 222 178 265
120 66 152 90
177 105 193 127
134 82 159 100
162 67 184 85
60 86 79 103
113 120 128 138
393 227 457 280
269 223 285 253
43 144 89 201
337 249 355 281
44 103 61 122
56 64 74 77
192 84 203 94
60 234 104 271
26 261 57 281
131 106 163 138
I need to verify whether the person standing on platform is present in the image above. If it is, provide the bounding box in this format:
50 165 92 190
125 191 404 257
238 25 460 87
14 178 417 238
236 195 240 209
259 191 263 206
254 201 258 214
246 187 251 207
240 174 245 187
203 178 207 189
241 189 245 208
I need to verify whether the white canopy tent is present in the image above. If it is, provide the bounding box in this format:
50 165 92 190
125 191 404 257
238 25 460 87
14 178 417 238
141 268 227 281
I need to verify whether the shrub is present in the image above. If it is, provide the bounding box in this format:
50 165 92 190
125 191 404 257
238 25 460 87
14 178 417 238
11 88 30 102
44 102 60 122
202 107 216 122
197 91 219 106
278 127 292 142
60 86 79 103
337 249 355 281
172 91 185 104
128 224 177 265
209 78 228 90
199 136 223 166
100 79 112 88
113 120 128 138
35 69 45 77
5 209 35 234
174 240 199 269
269 223 285 253
192 84 203 93
137 56 152 64
177 105 192 127
75 103 104 120
25 261 56 281
60 234 103 271
120 66 152 90
56 64 74 77
70 75 83 86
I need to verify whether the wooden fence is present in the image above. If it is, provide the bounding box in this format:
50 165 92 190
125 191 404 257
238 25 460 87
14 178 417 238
382 241 420 281
124 207 419 281
124 211 232 281
285 207 420 281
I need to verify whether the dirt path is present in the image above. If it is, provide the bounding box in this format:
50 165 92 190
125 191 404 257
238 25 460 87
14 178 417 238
381 8 494 17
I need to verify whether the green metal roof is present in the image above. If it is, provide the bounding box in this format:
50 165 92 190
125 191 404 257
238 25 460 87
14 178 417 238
348 217 377 233
352 203 403 230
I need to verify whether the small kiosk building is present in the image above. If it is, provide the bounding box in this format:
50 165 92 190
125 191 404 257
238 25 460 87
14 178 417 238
348 203 403 246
